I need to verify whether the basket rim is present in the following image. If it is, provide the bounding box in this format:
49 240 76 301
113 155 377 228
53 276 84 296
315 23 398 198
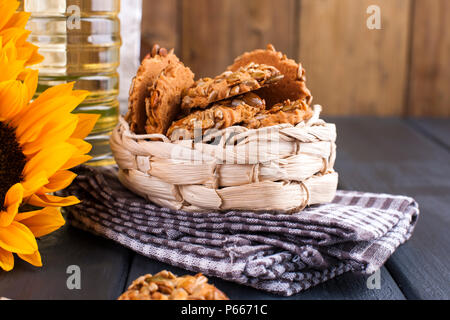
115 104 334 145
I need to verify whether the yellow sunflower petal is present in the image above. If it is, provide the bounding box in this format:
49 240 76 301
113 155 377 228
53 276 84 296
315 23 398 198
14 96 81 143
15 207 65 238
0 1 42 67
3 11 30 29
0 27 29 47
39 170 77 194
17 41 43 66
27 193 80 208
27 82 75 106
21 113 79 155
18 68 39 102
58 138 93 170
18 250 42 267
23 143 77 180
0 221 37 254
61 155 93 171
68 138 93 154
0 183 23 227
0 247 14 271
0 59 25 82
15 93 88 143
21 171 49 198
0 79 27 121
35 87 88 112
0 0 19 30
0 41 26 82
71 114 100 139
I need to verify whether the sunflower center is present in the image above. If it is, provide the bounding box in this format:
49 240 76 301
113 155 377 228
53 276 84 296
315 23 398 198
0 121 26 211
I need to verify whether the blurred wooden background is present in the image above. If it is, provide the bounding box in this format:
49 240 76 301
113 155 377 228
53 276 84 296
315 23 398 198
140 0 449 117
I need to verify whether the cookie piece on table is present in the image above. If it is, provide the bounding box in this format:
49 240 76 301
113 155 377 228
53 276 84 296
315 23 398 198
125 45 180 134
181 62 282 113
228 44 312 108
244 99 314 129
168 92 265 139
145 59 195 135
118 271 229 300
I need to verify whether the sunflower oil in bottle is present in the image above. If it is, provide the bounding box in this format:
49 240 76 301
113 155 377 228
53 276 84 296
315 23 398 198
20 0 121 166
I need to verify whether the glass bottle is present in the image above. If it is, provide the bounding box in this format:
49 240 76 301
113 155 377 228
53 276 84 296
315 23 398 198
20 0 121 166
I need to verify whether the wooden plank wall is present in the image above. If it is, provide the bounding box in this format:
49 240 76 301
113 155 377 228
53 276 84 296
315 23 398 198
140 0 450 117
408 0 450 117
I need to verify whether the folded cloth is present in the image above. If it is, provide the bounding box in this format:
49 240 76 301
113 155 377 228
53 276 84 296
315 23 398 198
61 166 419 296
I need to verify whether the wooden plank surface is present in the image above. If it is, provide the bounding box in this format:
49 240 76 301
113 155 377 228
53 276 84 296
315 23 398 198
407 0 450 117
408 119 450 150
297 0 411 116
140 0 179 59
126 253 405 300
328 117 450 299
0 224 131 300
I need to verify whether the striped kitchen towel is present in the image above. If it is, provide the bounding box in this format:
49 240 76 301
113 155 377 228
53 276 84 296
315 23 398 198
61 166 420 296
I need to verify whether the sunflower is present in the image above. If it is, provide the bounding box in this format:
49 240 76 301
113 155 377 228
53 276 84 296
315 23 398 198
0 2 98 271
0 0 43 67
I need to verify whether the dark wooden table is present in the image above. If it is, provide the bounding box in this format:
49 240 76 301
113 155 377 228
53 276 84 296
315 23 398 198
0 118 449 300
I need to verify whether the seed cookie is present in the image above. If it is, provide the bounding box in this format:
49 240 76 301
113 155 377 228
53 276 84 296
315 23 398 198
125 44 194 135
228 44 312 108
244 99 314 129
168 93 265 139
145 59 195 135
118 271 229 300
181 62 282 112
126 45 178 134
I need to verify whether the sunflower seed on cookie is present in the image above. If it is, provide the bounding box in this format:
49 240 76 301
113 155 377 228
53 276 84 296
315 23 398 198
181 63 282 112
169 92 265 139
244 98 314 129
118 271 229 300
228 44 313 108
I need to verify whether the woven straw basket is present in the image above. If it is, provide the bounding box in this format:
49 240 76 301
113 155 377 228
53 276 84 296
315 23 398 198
110 105 338 213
